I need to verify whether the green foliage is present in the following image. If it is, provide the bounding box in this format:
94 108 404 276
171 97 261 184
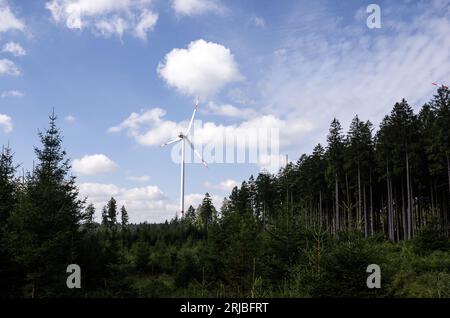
4 113 84 297
2 89 450 298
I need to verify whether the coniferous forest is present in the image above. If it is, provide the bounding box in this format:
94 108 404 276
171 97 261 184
1 88 450 298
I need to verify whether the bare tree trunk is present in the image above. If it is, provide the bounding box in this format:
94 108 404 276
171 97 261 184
346 173 350 229
319 190 322 227
447 153 450 200
335 173 339 232
370 172 374 235
387 164 393 241
406 151 412 240
447 153 450 231
364 185 368 238
402 179 406 240
358 163 362 232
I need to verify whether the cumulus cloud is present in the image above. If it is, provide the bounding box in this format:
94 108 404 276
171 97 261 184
204 179 239 192
134 9 158 41
185 193 223 210
64 115 76 122
1 90 23 98
254 1 450 160
2 42 26 56
108 107 185 146
157 39 243 97
171 0 225 16
0 1 25 33
45 0 158 40
72 154 118 175
0 113 13 133
78 182 174 223
0 59 20 76
127 175 150 182
251 16 265 28
109 106 313 172
205 101 258 119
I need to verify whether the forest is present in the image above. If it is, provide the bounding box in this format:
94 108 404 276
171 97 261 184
1 87 450 298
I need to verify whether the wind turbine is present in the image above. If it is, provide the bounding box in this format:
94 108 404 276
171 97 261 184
432 82 449 89
160 97 208 219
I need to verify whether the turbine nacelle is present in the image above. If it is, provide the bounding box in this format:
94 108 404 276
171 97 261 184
160 98 208 219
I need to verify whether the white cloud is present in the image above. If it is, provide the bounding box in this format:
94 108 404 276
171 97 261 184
134 9 158 41
185 193 223 210
72 154 118 175
127 175 150 182
109 106 313 173
0 59 20 76
157 39 243 97
78 182 173 223
108 108 184 146
0 1 25 33
0 113 12 133
2 42 26 56
251 16 265 28
171 0 225 16
204 179 239 192
205 101 258 119
64 115 76 122
94 16 128 38
1 90 23 98
247 1 450 162
45 0 157 40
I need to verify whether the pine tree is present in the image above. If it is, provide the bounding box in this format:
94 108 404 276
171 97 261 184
107 197 117 227
184 205 197 224
5 112 84 297
101 206 108 226
346 116 374 235
0 144 17 225
84 203 96 226
0 144 21 297
120 205 128 226
198 193 217 235
326 118 345 232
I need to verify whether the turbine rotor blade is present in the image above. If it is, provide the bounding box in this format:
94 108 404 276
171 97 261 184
160 137 182 147
185 97 200 136
432 82 449 89
185 137 208 168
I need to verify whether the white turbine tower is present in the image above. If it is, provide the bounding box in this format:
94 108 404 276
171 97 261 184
160 98 208 219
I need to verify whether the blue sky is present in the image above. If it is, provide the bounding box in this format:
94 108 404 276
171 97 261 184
1 0 450 223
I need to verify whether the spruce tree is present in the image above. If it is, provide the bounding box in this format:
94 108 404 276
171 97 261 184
0 144 21 297
84 203 96 226
107 197 117 227
326 118 344 232
198 193 217 234
120 205 128 226
5 112 84 297
101 206 108 226
0 145 17 225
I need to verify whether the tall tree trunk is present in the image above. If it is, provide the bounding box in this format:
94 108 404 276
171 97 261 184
387 163 394 241
335 173 339 232
406 151 412 240
319 190 322 227
447 153 450 231
370 172 374 235
402 179 406 240
346 173 350 229
358 163 362 232
364 184 368 238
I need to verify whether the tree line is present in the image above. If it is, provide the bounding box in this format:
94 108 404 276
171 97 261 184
0 89 449 297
